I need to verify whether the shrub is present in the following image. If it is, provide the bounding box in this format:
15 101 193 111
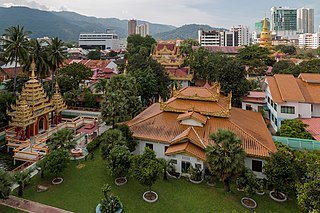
188 166 203 181
87 135 103 153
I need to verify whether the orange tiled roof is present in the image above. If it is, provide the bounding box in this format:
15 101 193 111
266 74 305 103
170 127 206 148
128 86 276 159
165 142 206 161
267 74 320 104
177 111 207 124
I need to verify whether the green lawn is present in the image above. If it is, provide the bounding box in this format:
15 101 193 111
18 149 298 213
0 205 25 212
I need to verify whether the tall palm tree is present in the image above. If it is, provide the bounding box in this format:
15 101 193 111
47 37 65 95
23 39 50 81
205 129 246 192
1 25 31 93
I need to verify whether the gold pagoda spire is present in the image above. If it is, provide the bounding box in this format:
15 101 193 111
30 58 36 79
260 17 271 48
55 81 59 94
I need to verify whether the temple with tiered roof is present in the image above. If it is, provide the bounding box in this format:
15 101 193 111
152 41 194 88
128 83 277 178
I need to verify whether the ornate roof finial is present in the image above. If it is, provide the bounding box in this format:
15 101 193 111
30 57 36 79
55 81 59 94
158 95 163 103
124 59 128 75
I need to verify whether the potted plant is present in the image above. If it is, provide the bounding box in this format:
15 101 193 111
239 168 260 210
188 166 203 184
106 145 131 186
264 152 296 202
96 184 123 213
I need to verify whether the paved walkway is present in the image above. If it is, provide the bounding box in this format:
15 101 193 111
0 196 73 213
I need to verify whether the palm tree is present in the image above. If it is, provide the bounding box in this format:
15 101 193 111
47 129 76 151
47 37 65 95
94 78 108 95
23 39 50 81
1 25 31 93
13 170 31 197
205 129 246 192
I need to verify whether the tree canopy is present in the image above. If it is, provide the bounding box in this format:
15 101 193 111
106 145 131 178
87 49 101 60
100 129 126 160
279 119 313 140
58 62 92 94
47 129 76 151
126 34 156 56
205 129 246 192
101 74 142 128
130 147 162 191
0 169 12 199
43 149 70 178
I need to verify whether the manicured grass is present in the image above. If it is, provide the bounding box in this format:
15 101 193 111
0 205 25 212
19 149 298 213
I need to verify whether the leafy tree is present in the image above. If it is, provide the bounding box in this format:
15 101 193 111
87 49 101 60
101 75 142 128
115 124 137 152
272 60 295 74
47 129 76 151
108 50 118 58
263 152 296 197
215 59 249 106
57 62 92 94
4 73 29 93
180 38 199 58
1 25 31 93
94 78 109 95
100 184 121 213
206 129 246 192
100 129 126 160
106 145 131 178
280 119 313 140
0 169 12 199
296 59 320 75
47 37 65 95
296 158 320 212
127 34 156 56
237 44 275 76
274 45 296 55
130 147 162 192
83 89 98 108
0 91 16 126
190 47 218 80
63 88 81 106
44 149 70 178
13 170 31 197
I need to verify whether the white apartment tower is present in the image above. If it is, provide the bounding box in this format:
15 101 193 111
298 33 320 49
198 30 223 46
230 25 249 46
136 23 150 37
297 8 314 33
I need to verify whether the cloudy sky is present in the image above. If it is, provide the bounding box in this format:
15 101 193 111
1 0 319 30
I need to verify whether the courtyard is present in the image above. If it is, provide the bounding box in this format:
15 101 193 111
1 149 298 213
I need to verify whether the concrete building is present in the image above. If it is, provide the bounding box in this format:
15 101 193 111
255 19 270 34
270 6 297 38
198 30 223 46
297 8 314 33
79 31 120 50
128 19 137 36
298 33 320 49
230 25 249 46
136 23 150 37
265 74 320 132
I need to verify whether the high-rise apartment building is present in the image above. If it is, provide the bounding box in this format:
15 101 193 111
128 19 137 36
136 23 150 37
270 7 297 38
297 8 314 33
255 19 270 34
298 33 320 49
198 30 223 46
230 25 249 46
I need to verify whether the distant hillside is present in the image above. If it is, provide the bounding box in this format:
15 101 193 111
0 6 176 41
154 24 226 40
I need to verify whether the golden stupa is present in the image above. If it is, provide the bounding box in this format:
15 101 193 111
260 17 271 48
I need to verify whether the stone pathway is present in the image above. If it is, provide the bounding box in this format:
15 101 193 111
0 196 73 213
